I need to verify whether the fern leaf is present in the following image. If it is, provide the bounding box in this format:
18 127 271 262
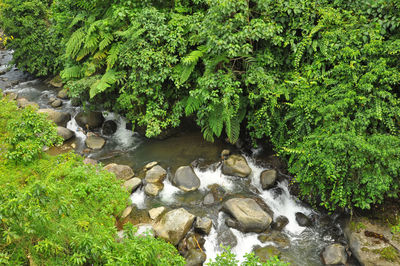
202 125 215 142
99 33 114 50
93 50 107 60
60 66 83 79
204 54 229 76
107 44 120 70
185 96 203 115
209 104 224 137
69 13 86 29
225 114 241 144
179 63 196 84
89 69 118 98
66 29 85 58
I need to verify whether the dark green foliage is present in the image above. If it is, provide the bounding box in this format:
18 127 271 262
1 0 400 210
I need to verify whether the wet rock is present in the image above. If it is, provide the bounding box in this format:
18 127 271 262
185 249 207 266
57 88 68 99
203 193 215 206
83 158 97 165
135 224 155 237
49 76 63 88
195 217 212 235
258 231 290 249
70 97 81 107
172 166 200 192
185 234 205 250
225 218 240 230
51 99 62 108
48 96 56 104
254 246 281 263
85 135 106 149
260 169 277 190
321 243 347 265
103 163 134 180
123 177 141 192
37 109 71 127
223 198 272 233
148 207 166 220
222 154 252 178
221 149 230 159
154 208 195 245
272 216 289 231
145 165 167 183
121 206 133 219
295 212 313 227
75 111 104 130
144 183 164 197
56 126 75 141
102 120 117 135
218 227 237 247
5 91 17 100
17 98 39 109
270 187 284 199
144 161 158 170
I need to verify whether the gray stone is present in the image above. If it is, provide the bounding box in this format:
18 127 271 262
203 193 215 206
123 177 141 192
145 165 167 183
103 163 134 180
144 183 164 197
272 216 289 231
258 231 290 249
17 98 39 109
148 207 166 220
260 169 277 190
5 92 17 100
221 149 230 159
121 206 133 219
51 99 62 108
185 249 207 266
57 88 68 99
85 135 106 149
295 212 312 227
75 111 105 130
49 76 63 88
195 217 212 235
83 158 98 165
102 120 118 135
37 109 71 127
172 166 200 192
144 161 158 170
322 243 347 265
154 208 195 245
56 126 74 141
218 227 237 247
223 198 272 233
222 155 252 178
254 246 281 263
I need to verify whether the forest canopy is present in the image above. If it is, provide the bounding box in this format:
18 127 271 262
1 0 399 210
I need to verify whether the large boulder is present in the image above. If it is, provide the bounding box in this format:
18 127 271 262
258 231 290 249
75 111 104 130
144 183 164 197
254 246 281 263
123 177 141 192
222 155 252 178
102 120 118 135
148 207 166 220
195 217 213 235
321 243 347 265
260 170 277 190
172 166 200 192
154 208 195 245
145 165 167 183
51 99 62 108
271 215 289 231
57 126 75 141
17 98 39 109
57 88 68 99
103 163 134 180
185 249 207 266
85 135 106 149
223 198 272 233
37 109 71 127
295 212 313 227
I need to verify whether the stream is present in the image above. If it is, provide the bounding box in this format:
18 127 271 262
0 49 354 265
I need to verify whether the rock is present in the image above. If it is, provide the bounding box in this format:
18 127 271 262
218 227 237 247
225 218 240 229
49 76 63 88
223 198 272 233
123 177 141 192
254 246 281 263
344 217 400 266
260 170 277 190
185 249 207 266
121 206 133 219
37 109 71 127
144 183 164 197
56 126 75 141
57 88 68 99
51 99 62 108
145 165 167 183
221 149 230 159
102 120 118 135
203 193 215 206
103 163 134 180
83 158 97 165
148 207 166 220
70 97 81 107
195 217 212 235
184 234 205 251
85 135 106 149
222 154 252 178
154 208 195 245
5 91 17 100
135 224 155 237
258 231 290 249
272 216 289 231
16 98 39 109
172 166 200 192
75 111 105 130
321 243 347 265
295 212 312 227
48 96 57 104
144 161 158 170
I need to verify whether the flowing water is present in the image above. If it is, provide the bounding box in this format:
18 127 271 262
0 49 352 265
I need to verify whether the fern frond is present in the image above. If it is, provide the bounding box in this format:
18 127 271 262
99 33 114 50
204 54 229 76
84 33 99 50
202 125 215 142
66 29 85 58
185 96 203 115
209 104 224 137
89 69 118 98
61 66 83 79
93 50 107 60
107 44 120 70
69 13 86 29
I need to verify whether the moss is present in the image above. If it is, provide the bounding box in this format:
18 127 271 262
350 221 366 232
373 247 400 262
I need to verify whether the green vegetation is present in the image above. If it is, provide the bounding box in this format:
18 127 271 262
1 0 399 211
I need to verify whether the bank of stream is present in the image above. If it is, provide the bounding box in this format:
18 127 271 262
1 49 357 265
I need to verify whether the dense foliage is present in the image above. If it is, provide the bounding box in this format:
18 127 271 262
1 0 400 210
0 98 185 265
